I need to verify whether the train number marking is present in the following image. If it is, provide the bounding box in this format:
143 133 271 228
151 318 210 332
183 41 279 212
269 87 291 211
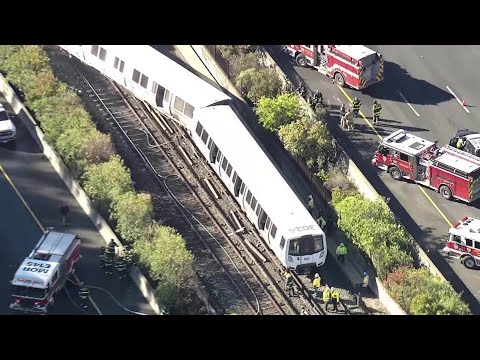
288 225 315 233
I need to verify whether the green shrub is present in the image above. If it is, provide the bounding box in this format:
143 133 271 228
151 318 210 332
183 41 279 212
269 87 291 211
80 132 115 165
236 67 282 104
133 224 194 308
218 45 256 61
386 266 470 315
0 46 21 72
111 192 154 244
278 116 333 169
332 192 413 277
82 155 134 215
231 52 262 78
255 93 302 132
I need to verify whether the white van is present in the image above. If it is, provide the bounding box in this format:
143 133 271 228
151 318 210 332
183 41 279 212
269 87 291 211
0 104 16 144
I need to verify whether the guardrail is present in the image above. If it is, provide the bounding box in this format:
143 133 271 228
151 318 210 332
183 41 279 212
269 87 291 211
0 73 163 315
174 44 453 315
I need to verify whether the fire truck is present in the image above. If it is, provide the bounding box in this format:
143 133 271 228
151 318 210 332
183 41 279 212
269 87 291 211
10 229 81 314
285 45 384 90
372 129 480 203
443 216 480 269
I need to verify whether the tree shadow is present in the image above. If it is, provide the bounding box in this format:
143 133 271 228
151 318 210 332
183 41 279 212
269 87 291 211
363 60 454 106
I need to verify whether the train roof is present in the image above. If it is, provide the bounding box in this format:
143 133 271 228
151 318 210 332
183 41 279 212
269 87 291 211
196 106 321 236
12 259 59 288
334 45 376 61
87 45 230 109
381 129 436 156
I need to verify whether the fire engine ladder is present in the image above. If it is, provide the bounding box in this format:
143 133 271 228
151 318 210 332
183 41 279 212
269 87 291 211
444 145 480 164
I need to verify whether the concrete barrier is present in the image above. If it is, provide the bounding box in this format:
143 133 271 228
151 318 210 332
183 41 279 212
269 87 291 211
0 73 163 315
176 44 456 315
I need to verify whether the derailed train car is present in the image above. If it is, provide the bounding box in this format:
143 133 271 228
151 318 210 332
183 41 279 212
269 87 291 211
60 45 327 271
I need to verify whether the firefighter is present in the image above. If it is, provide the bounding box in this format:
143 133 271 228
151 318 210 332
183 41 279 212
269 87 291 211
307 195 314 216
344 108 354 130
372 100 382 125
105 239 117 260
313 90 323 105
331 287 340 313
297 82 307 99
78 282 90 309
457 137 466 150
103 255 114 275
316 215 327 230
284 270 295 297
323 285 331 311
336 242 347 264
340 103 346 119
60 205 70 225
352 97 362 118
312 273 321 298
116 256 128 279
123 245 135 269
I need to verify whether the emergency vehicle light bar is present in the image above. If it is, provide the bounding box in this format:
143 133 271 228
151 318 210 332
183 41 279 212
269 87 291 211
453 216 470 228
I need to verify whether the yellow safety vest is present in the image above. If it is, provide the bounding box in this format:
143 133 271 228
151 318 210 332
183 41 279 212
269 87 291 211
313 277 321 288
323 288 331 302
332 290 340 301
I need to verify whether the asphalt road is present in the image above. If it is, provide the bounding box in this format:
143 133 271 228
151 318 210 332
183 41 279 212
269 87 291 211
0 96 156 315
266 45 480 314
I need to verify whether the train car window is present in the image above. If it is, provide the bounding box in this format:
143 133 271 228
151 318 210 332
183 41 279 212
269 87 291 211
216 150 222 162
250 197 257 211
195 122 203 136
239 182 245 195
466 238 473 247
256 204 262 216
265 217 271 230
246 190 252 204
164 89 171 102
119 60 125 73
99 47 107 61
258 210 267 229
400 153 409 162
174 96 185 112
226 164 232 177
210 142 218 163
222 157 229 171
270 224 277 238
91 45 99 56
207 138 213 150
201 130 209 144
233 172 238 183
132 69 141 84
114 57 120 69
184 103 194 118
151 81 158 94
280 237 286 250
140 74 149 89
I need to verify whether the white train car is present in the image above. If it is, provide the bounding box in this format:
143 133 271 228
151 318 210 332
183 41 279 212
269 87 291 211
59 45 229 130
61 45 327 271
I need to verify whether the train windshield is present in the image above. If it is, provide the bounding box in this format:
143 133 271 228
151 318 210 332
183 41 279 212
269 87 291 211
288 235 324 256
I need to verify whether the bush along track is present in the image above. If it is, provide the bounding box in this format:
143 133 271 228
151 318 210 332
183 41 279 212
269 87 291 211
210 44 470 315
0 45 196 314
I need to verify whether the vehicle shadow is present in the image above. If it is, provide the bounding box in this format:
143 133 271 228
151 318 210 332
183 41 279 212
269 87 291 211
363 60 454 106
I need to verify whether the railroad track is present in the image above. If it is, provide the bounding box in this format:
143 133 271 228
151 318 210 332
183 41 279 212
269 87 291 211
67 57 366 316
72 63 297 315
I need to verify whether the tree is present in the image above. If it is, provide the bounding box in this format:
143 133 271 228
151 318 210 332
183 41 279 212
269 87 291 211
255 93 302 132
82 155 134 215
279 116 333 169
231 52 262 78
218 45 256 61
133 224 194 309
236 68 282 104
111 191 154 244
2 45 50 75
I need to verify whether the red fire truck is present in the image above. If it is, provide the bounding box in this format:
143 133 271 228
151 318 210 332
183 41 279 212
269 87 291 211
285 45 384 89
10 229 81 314
443 216 480 269
372 129 480 203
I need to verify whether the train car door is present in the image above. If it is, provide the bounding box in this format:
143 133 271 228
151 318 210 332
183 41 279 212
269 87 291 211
257 207 269 242
154 85 172 115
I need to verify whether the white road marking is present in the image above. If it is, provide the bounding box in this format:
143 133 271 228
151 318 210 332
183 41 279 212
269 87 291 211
398 91 420 117
446 85 470 113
